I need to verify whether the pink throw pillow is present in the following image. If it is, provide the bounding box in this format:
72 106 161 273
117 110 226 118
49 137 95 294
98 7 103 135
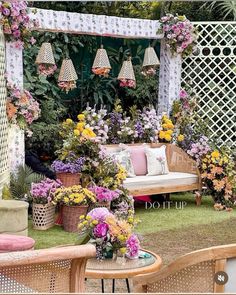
129 146 147 176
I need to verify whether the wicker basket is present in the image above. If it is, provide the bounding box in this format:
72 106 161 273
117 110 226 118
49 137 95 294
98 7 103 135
56 172 81 187
62 205 88 232
32 203 55 230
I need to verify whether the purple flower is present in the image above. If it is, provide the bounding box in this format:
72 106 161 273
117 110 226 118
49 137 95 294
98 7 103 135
87 207 111 222
93 223 109 238
2 8 10 16
52 158 85 174
126 234 140 257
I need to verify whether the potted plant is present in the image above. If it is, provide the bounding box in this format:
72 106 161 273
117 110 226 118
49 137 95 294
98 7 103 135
89 186 121 210
53 185 96 232
78 207 140 260
51 157 85 187
30 178 62 230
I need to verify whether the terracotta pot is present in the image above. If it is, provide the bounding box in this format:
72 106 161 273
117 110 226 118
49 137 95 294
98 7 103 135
62 205 88 233
56 172 81 187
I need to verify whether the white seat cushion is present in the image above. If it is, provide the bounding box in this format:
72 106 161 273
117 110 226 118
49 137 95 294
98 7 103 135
123 172 198 191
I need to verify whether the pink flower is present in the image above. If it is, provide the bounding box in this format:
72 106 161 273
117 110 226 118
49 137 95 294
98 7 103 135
30 37 36 45
13 30 21 38
179 89 188 99
93 223 109 238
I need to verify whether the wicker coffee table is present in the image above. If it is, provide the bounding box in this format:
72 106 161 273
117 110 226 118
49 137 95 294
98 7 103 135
85 249 162 293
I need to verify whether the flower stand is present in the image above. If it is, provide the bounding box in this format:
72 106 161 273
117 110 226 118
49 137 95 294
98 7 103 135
32 203 55 230
62 205 88 232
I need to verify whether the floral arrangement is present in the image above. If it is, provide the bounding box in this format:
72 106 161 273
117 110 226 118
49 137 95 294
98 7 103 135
51 158 85 174
187 136 211 165
141 67 156 77
58 81 77 93
159 14 198 58
92 67 110 77
0 0 36 48
201 149 236 209
119 79 136 88
30 178 62 204
37 64 57 77
53 185 96 206
89 186 121 203
82 106 109 143
6 81 40 131
78 207 140 259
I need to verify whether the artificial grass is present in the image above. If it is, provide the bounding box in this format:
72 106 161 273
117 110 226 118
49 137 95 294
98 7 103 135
28 193 236 250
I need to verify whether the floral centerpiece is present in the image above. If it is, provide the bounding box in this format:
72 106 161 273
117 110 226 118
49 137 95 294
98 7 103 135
58 81 77 93
0 0 37 48
30 178 62 230
78 207 140 260
53 185 96 232
6 80 40 135
159 14 198 58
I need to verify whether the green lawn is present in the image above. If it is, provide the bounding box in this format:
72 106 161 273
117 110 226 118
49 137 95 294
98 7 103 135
29 193 236 251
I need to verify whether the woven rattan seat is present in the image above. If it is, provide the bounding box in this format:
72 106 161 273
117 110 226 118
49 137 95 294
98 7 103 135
133 244 236 293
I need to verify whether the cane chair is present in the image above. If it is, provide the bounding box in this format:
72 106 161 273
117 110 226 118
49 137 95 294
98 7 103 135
133 244 236 293
0 244 96 293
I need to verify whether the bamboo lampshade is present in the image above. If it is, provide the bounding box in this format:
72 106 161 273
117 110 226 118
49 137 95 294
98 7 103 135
92 46 111 69
118 57 135 81
142 46 160 68
35 42 55 65
58 59 78 82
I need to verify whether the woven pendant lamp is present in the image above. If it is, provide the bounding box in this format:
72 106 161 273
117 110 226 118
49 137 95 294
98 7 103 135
58 58 78 93
118 57 136 88
35 42 55 65
142 46 160 76
92 45 111 77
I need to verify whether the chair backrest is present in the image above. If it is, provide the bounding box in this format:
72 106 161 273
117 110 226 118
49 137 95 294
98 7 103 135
0 244 96 293
133 244 236 293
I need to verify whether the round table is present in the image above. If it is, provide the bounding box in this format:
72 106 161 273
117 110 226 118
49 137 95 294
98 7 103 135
86 249 162 293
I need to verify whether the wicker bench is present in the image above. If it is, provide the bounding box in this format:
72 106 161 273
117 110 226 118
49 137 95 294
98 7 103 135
105 143 202 205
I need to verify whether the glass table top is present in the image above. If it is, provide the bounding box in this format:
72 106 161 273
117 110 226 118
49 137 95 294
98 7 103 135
87 251 156 271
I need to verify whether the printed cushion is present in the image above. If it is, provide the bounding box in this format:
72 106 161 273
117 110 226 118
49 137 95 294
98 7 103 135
145 145 169 176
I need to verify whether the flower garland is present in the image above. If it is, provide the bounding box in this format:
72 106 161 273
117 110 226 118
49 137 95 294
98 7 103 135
0 1 37 49
159 14 198 58
6 80 41 134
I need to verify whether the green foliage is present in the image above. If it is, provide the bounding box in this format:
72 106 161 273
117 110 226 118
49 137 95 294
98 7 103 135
9 165 45 200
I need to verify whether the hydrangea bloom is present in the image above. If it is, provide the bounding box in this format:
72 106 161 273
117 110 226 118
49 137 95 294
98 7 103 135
126 234 140 257
51 158 85 174
87 207 111 222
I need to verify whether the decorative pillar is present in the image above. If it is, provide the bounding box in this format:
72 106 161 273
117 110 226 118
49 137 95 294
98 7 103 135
5 42 25 174
158 40 182 115
0 29 8 198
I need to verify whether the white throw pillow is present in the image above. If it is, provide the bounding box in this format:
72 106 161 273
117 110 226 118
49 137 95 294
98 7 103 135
112 150 136 178
145 146 169 176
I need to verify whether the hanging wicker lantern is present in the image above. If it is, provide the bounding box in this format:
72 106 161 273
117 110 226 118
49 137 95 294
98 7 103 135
35 42 57 76
58 59 78 93
142 46 160 76
92 45 111 77
118 57 136 88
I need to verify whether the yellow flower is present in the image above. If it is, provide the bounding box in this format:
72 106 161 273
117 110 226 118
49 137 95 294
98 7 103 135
74 129 80 136
77 114 85 121
166 129 173 135
82 128 96 138
211 150 220 159
79 215 85 220
64 197 69 203
202 163 207 170
164 134 172 142
118 234 125 241
119 247 127 255
177 134 185 142
86 215 92 220
159 130 165 139
78 223 83 229
223 156 229 163
92 220 98 225
77 122 85 131
66 118 73 124
82 220 88 225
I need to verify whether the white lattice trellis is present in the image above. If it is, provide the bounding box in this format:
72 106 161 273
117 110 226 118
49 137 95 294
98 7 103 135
182 22 236 147
0 26 8 196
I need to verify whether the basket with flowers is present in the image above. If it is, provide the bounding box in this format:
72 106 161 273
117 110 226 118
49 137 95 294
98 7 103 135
89 186 121 210
30 178 62 230
53 185 96 232
78 207 140 260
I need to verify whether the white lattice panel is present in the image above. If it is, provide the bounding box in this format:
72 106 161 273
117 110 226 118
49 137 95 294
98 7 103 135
0 26 9 197
182 22 236 147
